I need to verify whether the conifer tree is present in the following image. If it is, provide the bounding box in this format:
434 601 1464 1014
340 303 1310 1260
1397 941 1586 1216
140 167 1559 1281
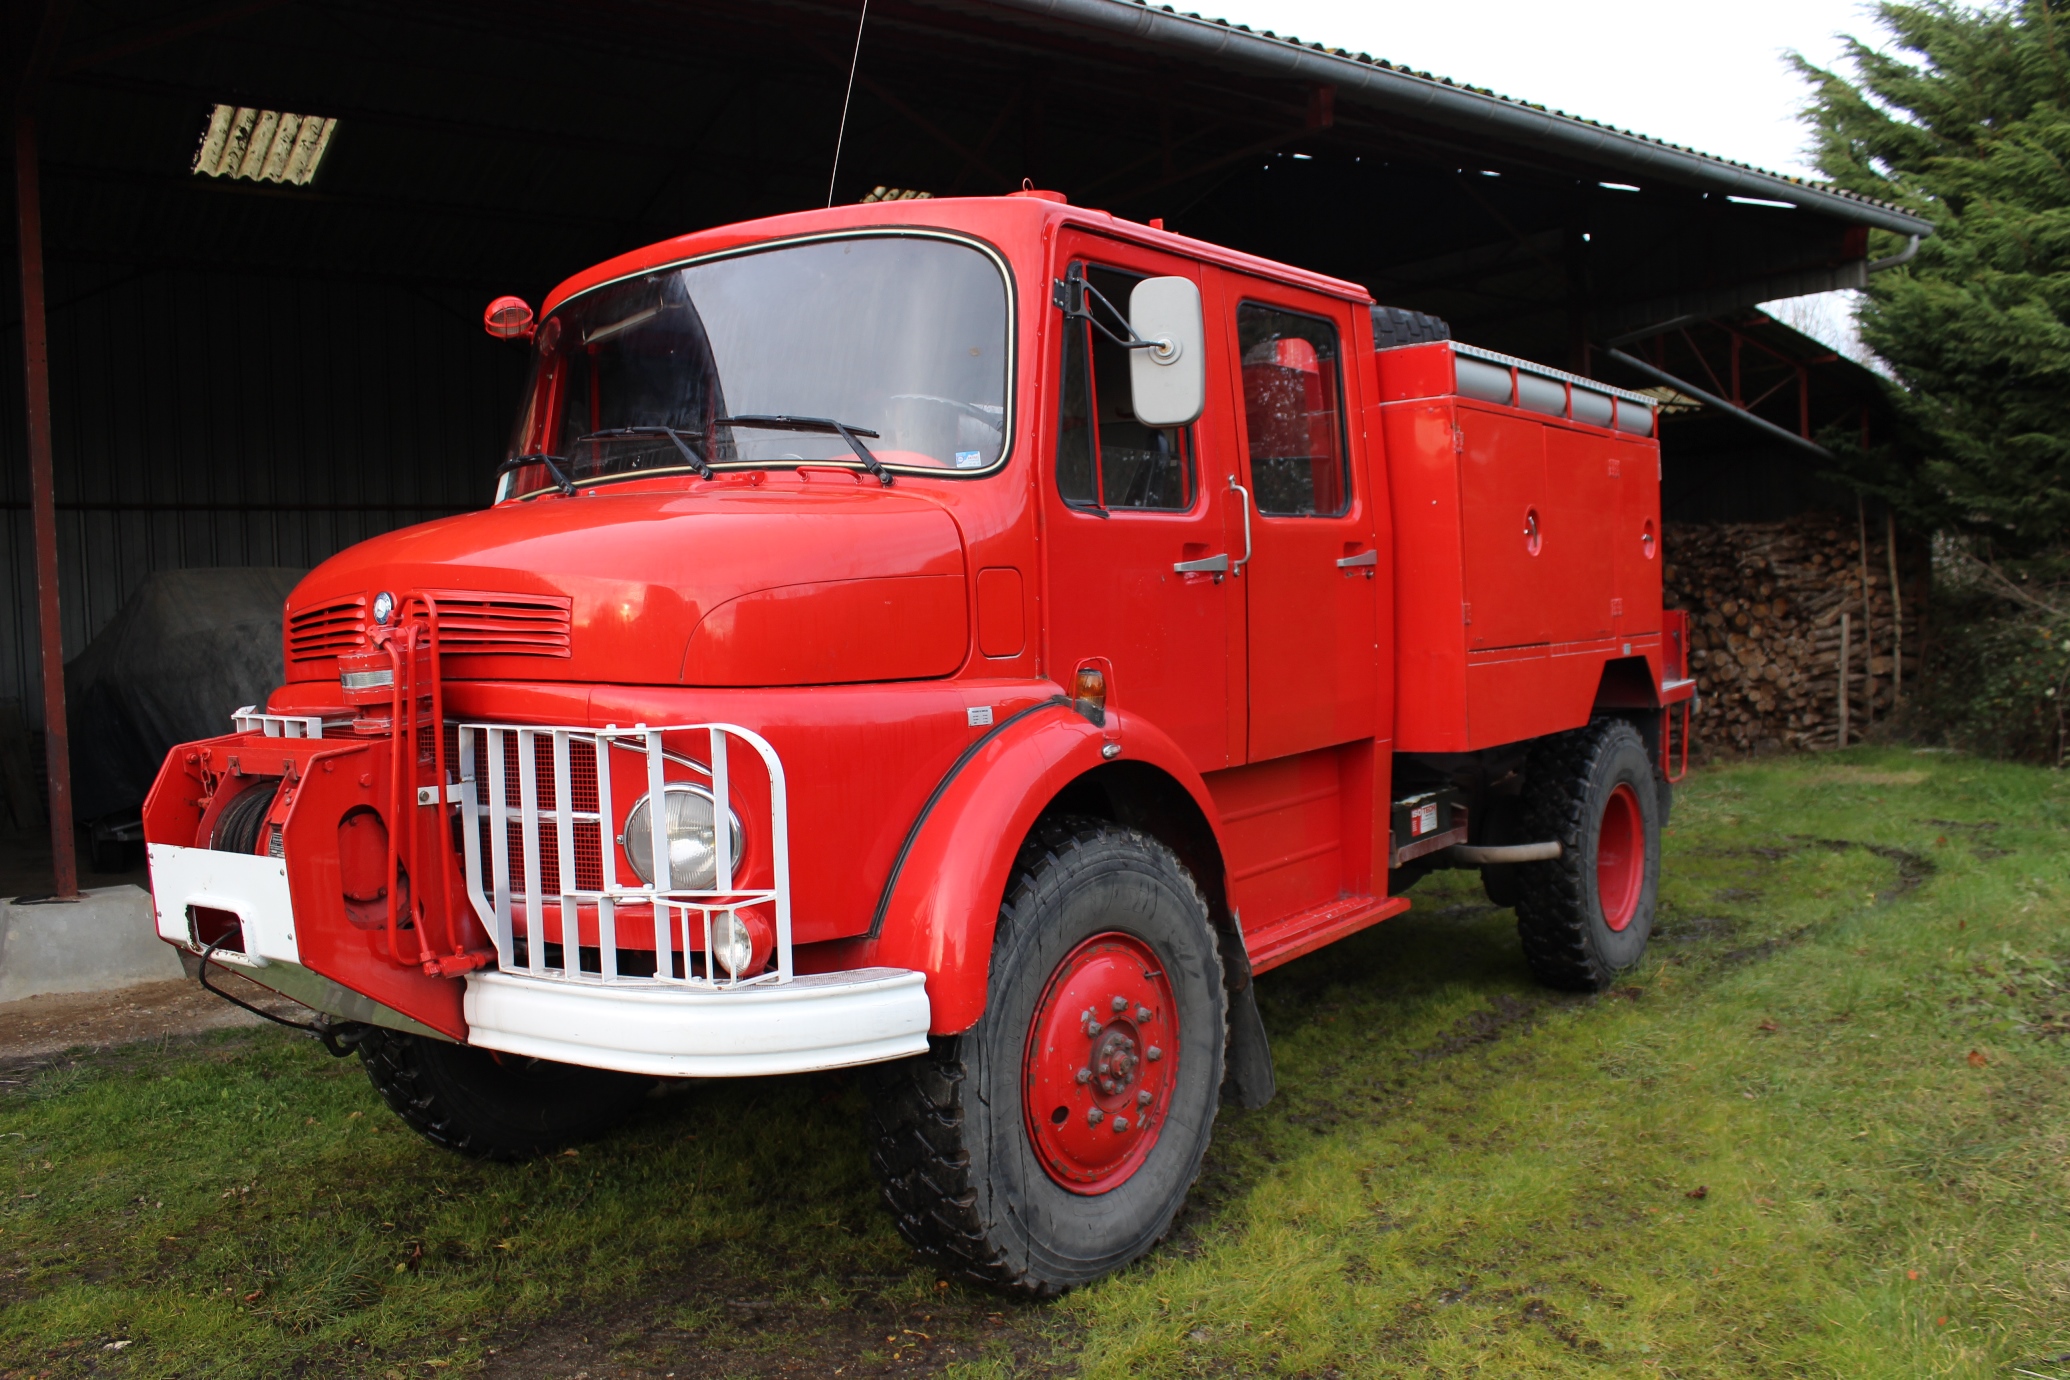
1797 2 2070 556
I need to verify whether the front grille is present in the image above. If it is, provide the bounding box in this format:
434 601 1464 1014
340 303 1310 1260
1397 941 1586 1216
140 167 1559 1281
287 595 367 663
462 728 604 893
288 589 571 666
423 590 572 658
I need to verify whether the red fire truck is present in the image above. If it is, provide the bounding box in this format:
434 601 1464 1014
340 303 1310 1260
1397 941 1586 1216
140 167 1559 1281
142 190 1692 1296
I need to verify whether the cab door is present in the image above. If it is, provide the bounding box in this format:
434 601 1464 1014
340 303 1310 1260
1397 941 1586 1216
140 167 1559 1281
1219 281 1378 762
1042 236 1242 773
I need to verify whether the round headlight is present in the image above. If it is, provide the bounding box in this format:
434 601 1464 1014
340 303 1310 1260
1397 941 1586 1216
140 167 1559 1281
622 784 745 890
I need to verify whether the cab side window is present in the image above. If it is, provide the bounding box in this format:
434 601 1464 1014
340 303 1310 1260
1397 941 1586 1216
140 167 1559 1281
1237 303 1349 517
1056 264 1196 512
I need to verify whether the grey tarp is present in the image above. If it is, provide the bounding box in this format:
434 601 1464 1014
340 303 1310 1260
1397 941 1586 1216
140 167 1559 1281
65 568 307 821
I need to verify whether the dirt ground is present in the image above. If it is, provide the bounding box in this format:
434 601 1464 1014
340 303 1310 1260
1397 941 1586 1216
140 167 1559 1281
475 1292 1065 1379
0 970 307 1064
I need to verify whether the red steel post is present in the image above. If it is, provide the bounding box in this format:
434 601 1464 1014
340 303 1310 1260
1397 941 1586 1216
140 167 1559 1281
12 111 77 897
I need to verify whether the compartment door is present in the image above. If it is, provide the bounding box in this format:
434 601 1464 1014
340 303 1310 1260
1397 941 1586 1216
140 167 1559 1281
1457 407 1548 651
1613 436 1663 638
1541 427 1617 644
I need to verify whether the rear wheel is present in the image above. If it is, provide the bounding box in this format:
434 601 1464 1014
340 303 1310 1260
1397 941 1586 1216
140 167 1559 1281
1514 720 1660 990
866 818 1226 1297
354 1027 653 1162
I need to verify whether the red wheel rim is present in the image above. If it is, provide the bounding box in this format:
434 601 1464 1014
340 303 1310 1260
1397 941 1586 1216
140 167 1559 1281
1023 932 1179 1195
1596 782 1644 932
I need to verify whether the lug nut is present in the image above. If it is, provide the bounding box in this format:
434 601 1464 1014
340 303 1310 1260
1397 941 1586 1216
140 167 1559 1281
1113 1117 1129 1133
1076 1068 1091 1084
1087 1107 1104 1126
1111 995 1128 1012
1138 1089 1152 1105
1084 1020 1102 1037
1147 1046 1162 1061
1137 1005 1153 1022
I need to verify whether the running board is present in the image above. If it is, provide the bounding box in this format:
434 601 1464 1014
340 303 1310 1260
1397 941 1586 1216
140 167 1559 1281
1243 894 1411 976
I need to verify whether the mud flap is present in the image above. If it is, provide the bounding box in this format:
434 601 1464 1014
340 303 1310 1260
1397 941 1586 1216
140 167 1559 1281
1221 981 1277 1109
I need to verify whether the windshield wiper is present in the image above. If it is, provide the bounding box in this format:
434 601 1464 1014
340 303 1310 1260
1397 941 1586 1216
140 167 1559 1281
714 415 892 486
575 426 710 478
496 452 576 497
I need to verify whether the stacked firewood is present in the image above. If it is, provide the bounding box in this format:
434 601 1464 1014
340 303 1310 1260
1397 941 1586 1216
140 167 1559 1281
1663 511 1919 758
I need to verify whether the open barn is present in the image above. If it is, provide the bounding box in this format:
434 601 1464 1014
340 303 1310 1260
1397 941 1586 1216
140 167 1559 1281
4 0 1929 881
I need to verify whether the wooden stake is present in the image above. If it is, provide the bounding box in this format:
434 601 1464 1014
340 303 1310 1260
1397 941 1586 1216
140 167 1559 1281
1857 495 1874 726
1887 507 1903 701
1838 612 1851 749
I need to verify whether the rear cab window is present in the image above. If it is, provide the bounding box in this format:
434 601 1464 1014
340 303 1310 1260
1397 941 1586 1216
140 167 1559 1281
1235 302 1351 517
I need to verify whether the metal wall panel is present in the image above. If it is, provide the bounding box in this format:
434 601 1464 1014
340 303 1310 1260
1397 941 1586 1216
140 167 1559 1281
2 260 525 730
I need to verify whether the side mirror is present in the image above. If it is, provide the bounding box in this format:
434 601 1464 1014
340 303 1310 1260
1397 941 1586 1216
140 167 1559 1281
483 295 535 340
1128 276 1205 427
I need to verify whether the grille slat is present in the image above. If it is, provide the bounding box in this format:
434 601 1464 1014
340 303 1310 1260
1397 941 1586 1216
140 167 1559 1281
286 595 367 663
423 590 573 658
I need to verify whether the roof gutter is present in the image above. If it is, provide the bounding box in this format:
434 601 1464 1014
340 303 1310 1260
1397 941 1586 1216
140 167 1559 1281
978 0 1935 238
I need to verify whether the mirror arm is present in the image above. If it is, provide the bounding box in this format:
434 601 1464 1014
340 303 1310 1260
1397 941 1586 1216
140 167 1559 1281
1052 266 1174 357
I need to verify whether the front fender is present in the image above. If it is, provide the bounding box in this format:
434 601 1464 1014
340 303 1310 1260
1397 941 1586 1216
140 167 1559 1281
811 701 1229 1034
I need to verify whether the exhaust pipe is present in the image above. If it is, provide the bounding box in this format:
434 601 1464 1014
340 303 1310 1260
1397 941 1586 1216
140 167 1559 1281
1443 841 1562 865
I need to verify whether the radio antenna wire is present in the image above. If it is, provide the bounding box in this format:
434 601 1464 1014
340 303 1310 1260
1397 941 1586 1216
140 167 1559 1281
826 0 869 208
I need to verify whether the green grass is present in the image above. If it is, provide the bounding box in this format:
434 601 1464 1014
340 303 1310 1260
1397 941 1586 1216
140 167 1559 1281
6 747 2070 1376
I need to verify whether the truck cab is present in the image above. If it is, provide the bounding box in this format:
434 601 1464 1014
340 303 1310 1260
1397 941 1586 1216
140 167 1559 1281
141 191 1692 1294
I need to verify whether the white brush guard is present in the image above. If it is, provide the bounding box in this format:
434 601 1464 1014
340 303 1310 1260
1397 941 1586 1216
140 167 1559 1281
453 721 929 1077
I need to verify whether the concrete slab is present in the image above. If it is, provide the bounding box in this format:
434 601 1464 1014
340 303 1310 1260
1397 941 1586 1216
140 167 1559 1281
0 885 184 1002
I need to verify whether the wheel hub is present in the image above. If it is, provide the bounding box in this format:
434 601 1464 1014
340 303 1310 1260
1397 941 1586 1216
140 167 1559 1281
1023 932 1178 1194
1596 782 1644 931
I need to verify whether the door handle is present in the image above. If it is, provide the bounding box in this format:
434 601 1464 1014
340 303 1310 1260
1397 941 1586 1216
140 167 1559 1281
1228 476 1252 575
1335 550 1378 569
1174 553 1230 574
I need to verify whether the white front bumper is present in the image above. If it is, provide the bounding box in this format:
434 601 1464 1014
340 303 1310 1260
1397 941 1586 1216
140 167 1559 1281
462 967 932 1078
147 844 931 1077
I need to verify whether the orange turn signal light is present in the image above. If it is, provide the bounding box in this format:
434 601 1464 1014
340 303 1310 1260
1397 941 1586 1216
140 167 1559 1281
1071 665 1107 726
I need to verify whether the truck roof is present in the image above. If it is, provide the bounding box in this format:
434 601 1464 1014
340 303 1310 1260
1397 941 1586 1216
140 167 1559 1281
540 193 1374 319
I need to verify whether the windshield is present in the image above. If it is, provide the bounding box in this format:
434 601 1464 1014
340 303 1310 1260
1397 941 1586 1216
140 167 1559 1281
500 235 1010 497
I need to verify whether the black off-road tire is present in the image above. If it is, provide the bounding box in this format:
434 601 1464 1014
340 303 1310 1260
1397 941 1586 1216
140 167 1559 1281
355 1027 653 1162
1371 304 1452 349
865 817 1227 1298
1513 719 1661 991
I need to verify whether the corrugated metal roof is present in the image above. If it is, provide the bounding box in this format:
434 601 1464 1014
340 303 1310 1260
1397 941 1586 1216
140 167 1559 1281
981 0 1932 237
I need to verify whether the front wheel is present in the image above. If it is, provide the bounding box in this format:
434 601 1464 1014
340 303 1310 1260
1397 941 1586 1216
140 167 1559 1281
1514 719 1661 990
355 1027 654 1162
866 818 1226 1297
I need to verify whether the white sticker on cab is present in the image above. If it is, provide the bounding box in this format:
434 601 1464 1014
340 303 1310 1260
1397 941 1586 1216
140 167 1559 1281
967 705 994 727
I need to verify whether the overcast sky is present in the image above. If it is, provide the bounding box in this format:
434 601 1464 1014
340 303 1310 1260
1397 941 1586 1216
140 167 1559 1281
1200 0 1889 179
1196 0 1896 360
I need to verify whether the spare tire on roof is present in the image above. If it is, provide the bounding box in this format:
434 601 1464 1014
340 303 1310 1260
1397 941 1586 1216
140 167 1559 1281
1371 305 1452 349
